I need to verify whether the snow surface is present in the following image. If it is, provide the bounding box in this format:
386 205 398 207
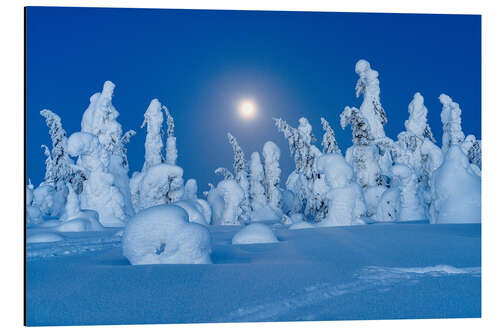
232 223 279 245
26 222 480 326
122 205 211 265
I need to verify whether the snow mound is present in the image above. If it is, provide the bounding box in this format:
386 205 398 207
27 232 64 244
289 222 315 230
174 200 208 225
53 213 105 232
122 205 211 265
232 223 279 245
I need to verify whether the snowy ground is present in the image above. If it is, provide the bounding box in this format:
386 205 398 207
26 221 481 326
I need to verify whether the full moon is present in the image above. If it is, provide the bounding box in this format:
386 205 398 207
239 100 256 119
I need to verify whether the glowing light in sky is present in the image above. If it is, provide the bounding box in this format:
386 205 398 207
239 100 257 119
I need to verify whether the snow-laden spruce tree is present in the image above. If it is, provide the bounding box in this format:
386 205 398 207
341 106 381 188
141 99 164 171
341 106 386 217
352 59 394 180
320 117 340 154
67 132 127 227
355 59 387 140
392 93 442 216
34 109 88 218
80 81 135 216
249 152 267 211
262 141 281 211
227 133 251 222
315 154 366 226
163 105 178 166
439 94 465 154
39 110 74 188
274 117 321 219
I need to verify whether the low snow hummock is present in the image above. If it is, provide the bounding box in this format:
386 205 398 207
232 223 279 245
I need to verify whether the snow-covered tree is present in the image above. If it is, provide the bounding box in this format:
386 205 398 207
341 106 382 188
355 59 387 140
67 132 127 227
163 105 178 166
320 117 340 154
262 141 281 210
141 99 164 171
80 81 135 216
391 93 443 217
439 94 465 154
274 117 321 219
227 133 251 222
249 152 267 212
40 109 73 188
315 154 366 226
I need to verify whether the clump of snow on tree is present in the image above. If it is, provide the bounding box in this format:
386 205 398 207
141 99 164 171
439 94 465 154
122 205 212 265
215 179 245 225
232 223 279 245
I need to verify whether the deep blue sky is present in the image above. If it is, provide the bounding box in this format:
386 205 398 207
26 7 481 190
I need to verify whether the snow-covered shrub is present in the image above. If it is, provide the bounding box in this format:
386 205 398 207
67 132 126 227
391 164 426 221
232 223 278 245
122 205 211 265
315 154 366 226
32 183 66 218
364 185 387 217
183 179 198 200
429 146 481 224
206 184 225 224
375 188 400 222
216 179 244 225
131 163 184 212
56 185 104 231
26 182 43 225
462 134 481 169
141 99 164 171
439 94 465 154
174 200 208 225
